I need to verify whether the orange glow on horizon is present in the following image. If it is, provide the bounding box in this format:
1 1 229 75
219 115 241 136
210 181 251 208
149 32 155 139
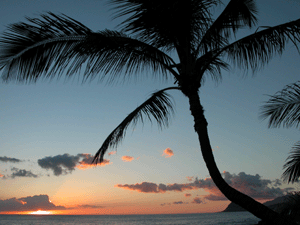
30 210 52 215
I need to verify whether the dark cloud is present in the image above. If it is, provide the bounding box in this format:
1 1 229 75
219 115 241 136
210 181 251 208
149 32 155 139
173 201 188 205
116 182 159 193
11 167 38 178
186 176 194 181
77 204 104 209
116 171 292 200
115 180 200 193
38 154 79 176
191 197 203 204
38 153 111 176
0 195 66 212
217 171 291 200
160 203 171 206
184 193 192 197
0 156 22 163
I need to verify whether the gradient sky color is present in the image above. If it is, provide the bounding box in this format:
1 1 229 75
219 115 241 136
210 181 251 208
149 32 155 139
1 0 300 215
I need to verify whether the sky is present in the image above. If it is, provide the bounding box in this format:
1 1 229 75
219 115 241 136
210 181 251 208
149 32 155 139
1 0 300 215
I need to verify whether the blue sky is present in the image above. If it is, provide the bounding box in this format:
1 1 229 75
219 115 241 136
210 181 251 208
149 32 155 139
1 0 300 215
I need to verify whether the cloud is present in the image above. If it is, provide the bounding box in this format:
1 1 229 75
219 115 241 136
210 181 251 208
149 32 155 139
38 154 79 176
191 197 203 204
38 153 111 176
214 171 291 200
77 204 104 209
10 167 38 178
186 176 194 181
116 171 292 200
161 201 189 206
116 181 202 193
162 148 174 158
184 193 192 198
173 201 188 205
108 151 117 156
0 195 66 212
0 156 22 163
116 182 159 193
76 154 111 170
160 203 171 206
212 146 220 152
121 156 134 162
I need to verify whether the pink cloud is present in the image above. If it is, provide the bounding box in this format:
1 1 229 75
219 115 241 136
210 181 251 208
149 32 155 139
185 193 192 198
121 156 134 162
186 176 194 181
162 148 174 158
108 151 117 156
212 146 220 152
0 173 4 178
76 154 111 169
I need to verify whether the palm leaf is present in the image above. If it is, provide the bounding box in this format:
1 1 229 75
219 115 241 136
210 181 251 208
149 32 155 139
222 19 300 72
195 51 229 84
276 192 300 218
260 82 300 128
282 142 300 183
93 87 178 164
110 0 219 49
0 13 178 83
198 0 258 54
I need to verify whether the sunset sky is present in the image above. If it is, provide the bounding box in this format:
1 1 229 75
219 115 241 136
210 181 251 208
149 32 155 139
1 0 300 215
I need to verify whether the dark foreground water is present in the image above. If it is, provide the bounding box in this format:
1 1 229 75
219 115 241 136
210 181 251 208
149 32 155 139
0 212 260 225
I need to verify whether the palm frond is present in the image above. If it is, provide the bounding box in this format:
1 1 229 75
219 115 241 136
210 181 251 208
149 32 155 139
195 51 230 84
0 13 178 83
198 0 258 54
110 0 219 49
277 192 300 218
0 12 91 82
260 82 300 128
223 19 300 72
282 142 300 183
216 0 258 38
93 87 179 164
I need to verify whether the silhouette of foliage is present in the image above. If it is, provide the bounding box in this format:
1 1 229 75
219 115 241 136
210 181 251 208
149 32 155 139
261 82 300 183
1 1 300 223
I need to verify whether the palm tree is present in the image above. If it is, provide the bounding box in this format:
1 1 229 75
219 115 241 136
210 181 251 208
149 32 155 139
261 82 300 184
1 0 300 223
277 191 300 222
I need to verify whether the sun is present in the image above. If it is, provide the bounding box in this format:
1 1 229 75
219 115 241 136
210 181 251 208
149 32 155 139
30 210 51 215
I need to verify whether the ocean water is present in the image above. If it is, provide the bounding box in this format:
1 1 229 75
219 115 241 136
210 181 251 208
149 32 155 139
0 212 260 225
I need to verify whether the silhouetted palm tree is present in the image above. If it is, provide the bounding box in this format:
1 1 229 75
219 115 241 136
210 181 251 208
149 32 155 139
1 0 300 224
277 191 300 222
261 82 300 184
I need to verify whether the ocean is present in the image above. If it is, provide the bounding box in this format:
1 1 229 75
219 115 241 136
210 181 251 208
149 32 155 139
0 212 260 225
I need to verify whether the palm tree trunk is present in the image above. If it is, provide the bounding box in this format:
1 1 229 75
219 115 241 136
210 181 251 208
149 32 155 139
187 90 296 225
